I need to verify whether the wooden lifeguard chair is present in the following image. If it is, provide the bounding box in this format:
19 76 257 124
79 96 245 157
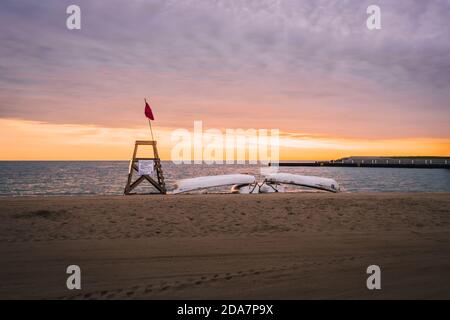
124 140 166 195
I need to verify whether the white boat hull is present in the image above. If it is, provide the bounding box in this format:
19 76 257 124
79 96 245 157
265 173 339 193
172 174 256 194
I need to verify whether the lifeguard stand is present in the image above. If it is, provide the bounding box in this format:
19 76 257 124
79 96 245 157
124 140 166 195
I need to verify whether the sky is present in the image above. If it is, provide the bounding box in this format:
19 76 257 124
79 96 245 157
1 0 449 160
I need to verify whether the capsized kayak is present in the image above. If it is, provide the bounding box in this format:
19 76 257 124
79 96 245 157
172 174 256 194
264 173 339 193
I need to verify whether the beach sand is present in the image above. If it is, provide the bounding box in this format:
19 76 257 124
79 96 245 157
0 192 449 299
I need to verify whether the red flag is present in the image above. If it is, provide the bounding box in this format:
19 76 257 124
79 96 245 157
144 100 154 120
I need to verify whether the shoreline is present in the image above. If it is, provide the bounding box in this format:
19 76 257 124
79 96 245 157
1 190 450 198
1 192 449 299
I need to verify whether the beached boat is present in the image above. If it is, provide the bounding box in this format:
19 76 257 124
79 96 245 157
264 173 340 193
172 174 256 194
172 173 339 194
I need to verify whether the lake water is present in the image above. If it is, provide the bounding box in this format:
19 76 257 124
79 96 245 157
1 161 450 196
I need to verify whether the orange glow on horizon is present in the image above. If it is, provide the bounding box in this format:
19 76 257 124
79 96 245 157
0 119 449 161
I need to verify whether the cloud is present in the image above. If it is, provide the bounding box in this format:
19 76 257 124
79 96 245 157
0 0 449 139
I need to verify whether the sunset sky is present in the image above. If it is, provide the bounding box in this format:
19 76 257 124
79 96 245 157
1 0 449 160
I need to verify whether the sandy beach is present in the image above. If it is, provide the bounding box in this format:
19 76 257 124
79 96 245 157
0 192 449 299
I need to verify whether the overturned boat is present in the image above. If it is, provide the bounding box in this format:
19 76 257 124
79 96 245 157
231 173 340 193
264 173 339 193
172 173 339 194
172 174 256 194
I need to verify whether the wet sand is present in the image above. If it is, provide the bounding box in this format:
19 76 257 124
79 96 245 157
0 193 449 299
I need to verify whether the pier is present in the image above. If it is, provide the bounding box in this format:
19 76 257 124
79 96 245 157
269 157 450 169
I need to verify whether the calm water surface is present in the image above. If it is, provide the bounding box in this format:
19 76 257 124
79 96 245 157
1 161 450 196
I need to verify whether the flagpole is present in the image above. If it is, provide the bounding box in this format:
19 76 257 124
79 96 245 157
148 118 155 141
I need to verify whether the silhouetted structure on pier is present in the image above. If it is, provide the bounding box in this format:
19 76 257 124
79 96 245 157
269 157 450 169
